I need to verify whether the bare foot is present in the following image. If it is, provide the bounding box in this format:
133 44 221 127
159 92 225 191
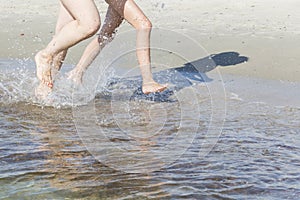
67 68 83 85
35 51 53 88
142 81 167 94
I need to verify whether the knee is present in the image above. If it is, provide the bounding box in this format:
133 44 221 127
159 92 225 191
136 18 152 31
85 19 101 36
79 17 101 37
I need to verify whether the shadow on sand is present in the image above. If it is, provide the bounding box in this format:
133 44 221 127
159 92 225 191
106 51 248 102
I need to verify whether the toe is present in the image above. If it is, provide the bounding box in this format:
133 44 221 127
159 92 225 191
47 82 53 88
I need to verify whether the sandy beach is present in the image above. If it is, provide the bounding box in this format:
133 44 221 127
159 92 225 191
1 0 300 82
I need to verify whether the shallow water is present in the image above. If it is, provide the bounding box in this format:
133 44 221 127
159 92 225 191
0 58 300 199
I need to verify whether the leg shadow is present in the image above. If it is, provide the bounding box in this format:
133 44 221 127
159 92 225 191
106 51 248 102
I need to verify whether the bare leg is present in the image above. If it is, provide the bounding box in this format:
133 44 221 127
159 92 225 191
52 3 74 76
107 0 167 94
69 0 166 94
68 6 123 84
35 0 101 91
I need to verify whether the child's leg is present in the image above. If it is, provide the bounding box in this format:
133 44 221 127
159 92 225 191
68 6 123 84
106 0 167 94
35 0 101 88
52 3 74 76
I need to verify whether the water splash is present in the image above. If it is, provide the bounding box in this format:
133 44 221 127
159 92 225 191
0 58 115 108
0 58 36 104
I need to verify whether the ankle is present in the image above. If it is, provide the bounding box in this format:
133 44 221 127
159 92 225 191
75 67 85 75
37 50 53 63
143 79 156 85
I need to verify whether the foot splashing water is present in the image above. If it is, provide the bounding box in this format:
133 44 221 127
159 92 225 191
0 58 114 108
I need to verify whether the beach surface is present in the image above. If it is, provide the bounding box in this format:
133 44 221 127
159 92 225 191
1 1 300 199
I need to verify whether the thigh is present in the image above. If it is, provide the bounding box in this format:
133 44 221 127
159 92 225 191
100 6 123 36
60 0 100 23
56 2 74 33
105 0 150 28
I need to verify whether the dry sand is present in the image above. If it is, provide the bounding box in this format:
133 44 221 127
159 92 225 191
1 0 300 82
